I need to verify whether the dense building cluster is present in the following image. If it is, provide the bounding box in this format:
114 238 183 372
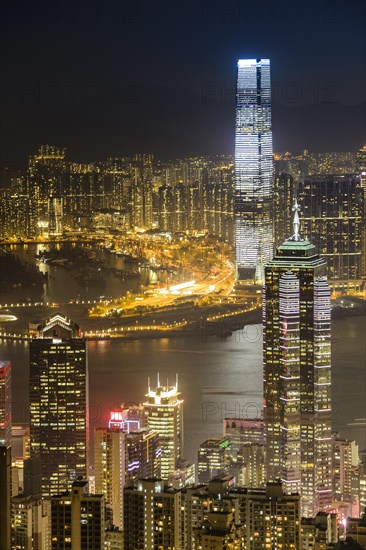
0 56 366 549
0 147 234 244
0 294 365 548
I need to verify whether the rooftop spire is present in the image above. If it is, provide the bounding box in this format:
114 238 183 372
291 199 302 241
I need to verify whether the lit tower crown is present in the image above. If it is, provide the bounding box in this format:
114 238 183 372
234 58 273 283
143 373 183 479
263 202 333 517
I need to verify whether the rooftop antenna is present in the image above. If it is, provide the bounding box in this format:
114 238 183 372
166 376 169 388
176 373 179 390
157 372 160 387
292 199 301 241
148 376 150 393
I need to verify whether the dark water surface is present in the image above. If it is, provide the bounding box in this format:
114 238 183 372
1 244 365 464
2 316 365 464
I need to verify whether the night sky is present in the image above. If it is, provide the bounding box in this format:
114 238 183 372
1 0 365 163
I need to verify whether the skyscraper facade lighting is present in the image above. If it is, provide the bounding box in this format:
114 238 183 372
143 375 183 480
0 361 12 447
263 206 333 516
29 314 88 497
235 58 273 282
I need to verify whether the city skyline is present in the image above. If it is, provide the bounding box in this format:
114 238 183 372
0 0 365 546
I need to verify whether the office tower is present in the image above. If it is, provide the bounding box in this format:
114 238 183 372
94 428 126 529
50 480 105 550
125 427 161 484
123 478 181 550
0 360 11 447
0 445 12 550
263 204 333 516
11 495 47 550
23 457 42 498
234 59 273 283
223 420 265 487
223 418 265 450
29 314 88 497
297 174 364 290
197 437 231 483
143 376 183 479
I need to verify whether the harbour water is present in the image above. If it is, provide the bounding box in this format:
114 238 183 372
0 244 365 463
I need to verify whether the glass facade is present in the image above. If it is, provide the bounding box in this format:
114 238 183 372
0 361 11 447
143 382 183 480
235 59 273 281
29 315 88 497
263 233 333 516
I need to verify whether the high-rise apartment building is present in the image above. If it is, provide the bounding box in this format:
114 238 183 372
297 174 364 289
201 512 245 549
94 427 126 529
27 145 66 235
0 445 12 550
332 434 359 517
50 480 105 550
123 478 181 550
234 59 273 282
180 478 300 549
301 512 338 549
143 377 183 479
11 495 47 550
356 145 366 278
0 360 12 446
29 314 88 497
263 205 333 516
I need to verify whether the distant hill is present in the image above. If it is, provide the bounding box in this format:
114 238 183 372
1 84 365 162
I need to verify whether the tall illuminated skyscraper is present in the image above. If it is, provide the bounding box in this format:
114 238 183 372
29 314 88 497
143 375 183 479
0 361 11 446
235 58 273 282
263 203 332 516
94 427 126 529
